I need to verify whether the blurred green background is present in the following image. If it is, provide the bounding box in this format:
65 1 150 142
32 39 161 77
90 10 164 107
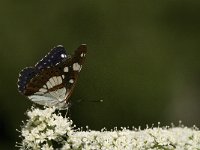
1 0 200 149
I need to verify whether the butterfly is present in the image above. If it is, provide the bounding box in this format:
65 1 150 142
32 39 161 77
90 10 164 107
17 44 87 109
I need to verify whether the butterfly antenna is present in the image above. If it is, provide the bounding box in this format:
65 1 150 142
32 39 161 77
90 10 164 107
76 99 103 103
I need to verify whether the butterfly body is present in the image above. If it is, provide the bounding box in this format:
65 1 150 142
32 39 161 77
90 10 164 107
17 44 87 109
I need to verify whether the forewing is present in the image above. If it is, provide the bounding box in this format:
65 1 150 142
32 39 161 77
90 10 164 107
73 44 87 66
35 45 68 70
59 44 87 100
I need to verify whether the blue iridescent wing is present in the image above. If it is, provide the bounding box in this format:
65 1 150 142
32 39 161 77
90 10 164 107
35 45 68 70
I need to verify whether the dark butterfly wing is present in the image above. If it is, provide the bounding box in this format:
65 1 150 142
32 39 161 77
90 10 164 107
17 67 37 94
17 44 87 109
35 45 68 70
18 45 67 94
73 44 87 65
58 44 87 100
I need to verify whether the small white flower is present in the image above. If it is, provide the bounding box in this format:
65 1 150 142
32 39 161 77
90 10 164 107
37 122 46 131
46 129 56 140
61 143 71 150
41 143 54 150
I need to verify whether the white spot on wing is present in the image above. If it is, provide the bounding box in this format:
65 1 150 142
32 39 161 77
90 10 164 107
64 67 69 72
61 54 66 58
79 65 82 72
35 91 44 95
46 81 52 89
81 53 84 57
49 77 56 86
43 85 47 88
62 75 65 79
69 79 74 83
57 88 67 100
52 76 58 85
57 87 66 95
49 91 58 100
57 76 62 84
73 63 81 71
48 87 68 102
39 88 47 92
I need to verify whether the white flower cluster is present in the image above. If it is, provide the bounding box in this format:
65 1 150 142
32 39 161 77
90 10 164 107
17 106 73 150
65 127 200 150
17 107 200 150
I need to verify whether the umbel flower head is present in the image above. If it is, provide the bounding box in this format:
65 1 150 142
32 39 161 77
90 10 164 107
17 106 200 150
17 106 73 149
